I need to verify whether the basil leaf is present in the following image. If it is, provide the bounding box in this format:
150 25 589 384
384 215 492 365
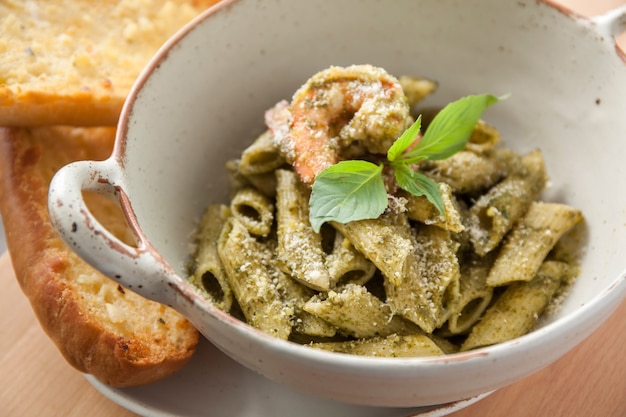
309 160 387 232
403 94 501 162
387 115 422 162
393 163 445 215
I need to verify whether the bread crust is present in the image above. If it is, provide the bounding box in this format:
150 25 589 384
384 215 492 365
0 93 122 127
0 126 199 387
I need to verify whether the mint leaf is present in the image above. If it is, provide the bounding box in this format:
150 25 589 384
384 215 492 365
387 115 422 162
309 160 387 232
401 94 501 163
393 163 445 215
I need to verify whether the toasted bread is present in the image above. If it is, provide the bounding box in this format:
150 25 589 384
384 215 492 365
0 126 200 387
0 0 220 126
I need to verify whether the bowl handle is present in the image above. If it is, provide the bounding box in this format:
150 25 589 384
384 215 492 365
48 159 179 307
590 4 626 40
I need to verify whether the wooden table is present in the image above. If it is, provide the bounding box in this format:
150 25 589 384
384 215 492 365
1 250 625 416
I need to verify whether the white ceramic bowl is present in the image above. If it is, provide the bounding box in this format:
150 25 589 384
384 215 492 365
48 0 626 407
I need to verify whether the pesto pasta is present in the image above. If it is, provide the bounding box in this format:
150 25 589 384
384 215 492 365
187 65 585 357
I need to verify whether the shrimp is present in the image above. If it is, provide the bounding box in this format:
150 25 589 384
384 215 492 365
265 65 410 185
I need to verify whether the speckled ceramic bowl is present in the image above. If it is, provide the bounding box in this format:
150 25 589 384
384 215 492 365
48 0 626 407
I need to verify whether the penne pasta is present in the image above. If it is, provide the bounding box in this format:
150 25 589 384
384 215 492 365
275 169 331 291
444 253 495 335
217 217 293 340
403 182 465 233
422 148 520 194
468 149 548 256
310 334 444 357
274 259 338 338
465 119 501 154
331 213 415 287
461 261 574 351
303 284 420 338
226 159 278 198
325 229 377 288
486 202 584 287
225 159 248 197
230 187 274 237
239 129 286 175
385 225 461 333
189 204 234 312
398 75 438 108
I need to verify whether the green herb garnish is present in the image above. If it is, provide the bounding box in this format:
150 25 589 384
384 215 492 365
309 93 504 232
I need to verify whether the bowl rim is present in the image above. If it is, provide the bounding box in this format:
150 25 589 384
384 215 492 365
111 0 626 368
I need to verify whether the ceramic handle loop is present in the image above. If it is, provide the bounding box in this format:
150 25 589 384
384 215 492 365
591 4 626 39
47 159 177 307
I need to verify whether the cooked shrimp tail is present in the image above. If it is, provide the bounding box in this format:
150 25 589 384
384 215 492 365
267 65 410 185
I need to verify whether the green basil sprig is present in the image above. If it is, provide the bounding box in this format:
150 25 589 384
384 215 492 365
309 94 504 232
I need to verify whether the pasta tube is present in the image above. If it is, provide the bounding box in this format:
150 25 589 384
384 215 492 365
310 334 444 357
230 187 274 237
303 284 420 338
217 217 293 340
422 148 519 194
385 225 461 333
188 204 233 312
398 75 437 107
239 129 286 175
274 263 337 338
468 149 548 256
226 159 278 198
486 202 584 287
331 213 415 286
445 253 495 335
465 120 501 153
225 159 248 197
325 229 377 288
403 182 465 233
461 261 575 351
275 169 331 291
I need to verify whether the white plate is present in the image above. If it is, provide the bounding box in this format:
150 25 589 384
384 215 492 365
86 338 493 417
